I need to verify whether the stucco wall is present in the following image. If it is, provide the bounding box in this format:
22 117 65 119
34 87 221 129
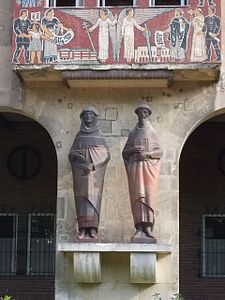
21 82 218 300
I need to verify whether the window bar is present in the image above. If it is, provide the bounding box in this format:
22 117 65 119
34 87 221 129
0 214 17 275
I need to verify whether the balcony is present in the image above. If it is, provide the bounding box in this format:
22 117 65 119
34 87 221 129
12 0 221 87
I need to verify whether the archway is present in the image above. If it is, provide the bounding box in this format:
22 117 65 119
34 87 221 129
0 112 57 300
179 113 225 299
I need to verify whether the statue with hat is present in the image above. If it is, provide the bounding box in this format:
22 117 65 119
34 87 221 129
122 104 163 243
69 106 110 241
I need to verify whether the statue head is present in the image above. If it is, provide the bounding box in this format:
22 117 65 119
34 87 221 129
135 104 152 126
80 106 99 129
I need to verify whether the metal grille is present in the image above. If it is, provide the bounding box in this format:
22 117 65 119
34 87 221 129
202 215 225 276
27 213 55 275
0 214 17 275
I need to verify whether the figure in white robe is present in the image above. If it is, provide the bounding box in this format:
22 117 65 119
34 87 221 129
190 8 207 62
89 9 116 62
122 8 146 63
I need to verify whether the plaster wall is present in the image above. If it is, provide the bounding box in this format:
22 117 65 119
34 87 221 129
19 82 220 300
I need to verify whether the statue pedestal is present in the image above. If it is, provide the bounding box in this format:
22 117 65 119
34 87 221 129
58 243 172 284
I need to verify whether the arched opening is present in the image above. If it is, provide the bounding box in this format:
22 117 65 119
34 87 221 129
0 112 57 300
179 113 225 299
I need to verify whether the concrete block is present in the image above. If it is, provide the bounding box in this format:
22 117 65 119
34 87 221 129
57 197 65 219
105 108 118 121
73 252 101 283
99 120 112 133
130 252 156 283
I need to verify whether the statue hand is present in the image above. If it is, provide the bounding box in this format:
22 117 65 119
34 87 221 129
74 153 85 162
83 163 94 175
138 151 150 160
134 145 145 153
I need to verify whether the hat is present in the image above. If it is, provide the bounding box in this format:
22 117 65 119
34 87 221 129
135 104 152 116
80 106 99 118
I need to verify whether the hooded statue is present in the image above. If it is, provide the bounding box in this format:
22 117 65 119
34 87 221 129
69 106 110 241
122 104 163 243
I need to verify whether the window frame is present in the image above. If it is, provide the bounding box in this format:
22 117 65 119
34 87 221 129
202 214 225 277
0 213 17 276
45 0 84 7
97 0 137 7
149 0 188 6
27 213 56 276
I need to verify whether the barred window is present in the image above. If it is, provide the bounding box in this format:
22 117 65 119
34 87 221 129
27 213 55 275
149 0 188 5
0 214 17 275
202 215 225 277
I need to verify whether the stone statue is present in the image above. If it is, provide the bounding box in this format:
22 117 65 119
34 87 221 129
69 106 110 241
122 104 163 243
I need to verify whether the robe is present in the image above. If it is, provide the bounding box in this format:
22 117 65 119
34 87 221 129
122 121 163 227
69 123 110 229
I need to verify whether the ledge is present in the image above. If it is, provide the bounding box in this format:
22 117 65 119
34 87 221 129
58 243 172 284
58 242 172 253
14 63 220 88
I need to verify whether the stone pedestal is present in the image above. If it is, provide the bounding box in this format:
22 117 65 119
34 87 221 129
73 252 101 283
58 243 172 284
130 252 156 283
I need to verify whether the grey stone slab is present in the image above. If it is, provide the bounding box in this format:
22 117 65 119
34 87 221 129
58 243 172 253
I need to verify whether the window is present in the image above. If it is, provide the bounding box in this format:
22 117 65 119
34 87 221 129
27 213 55 275
149 0 187 5
46 0 84 7
0 214 17 275
202 215 225 276
98 0 136 7
7 145 42 180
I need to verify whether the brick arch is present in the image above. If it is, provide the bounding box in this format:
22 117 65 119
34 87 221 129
0 111 57 300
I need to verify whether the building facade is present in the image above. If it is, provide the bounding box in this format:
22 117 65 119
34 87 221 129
0 0 225 299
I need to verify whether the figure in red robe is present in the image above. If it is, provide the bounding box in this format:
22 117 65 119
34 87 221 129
122 104 163 242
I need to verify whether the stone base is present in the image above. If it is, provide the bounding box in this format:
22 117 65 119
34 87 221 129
76 236 101 243
73 252 101 283
130 236 157 244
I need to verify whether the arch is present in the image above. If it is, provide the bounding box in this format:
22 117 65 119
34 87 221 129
178 108 225 161
0 107 56 148
0 111 57 300
179 110 225 299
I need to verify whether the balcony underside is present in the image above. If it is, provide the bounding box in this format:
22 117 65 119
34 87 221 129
14 64 220 88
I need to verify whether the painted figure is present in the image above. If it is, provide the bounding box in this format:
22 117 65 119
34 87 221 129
63 7 175 64
13 9 32 63
189 8 207 62
69 106 110 240
202 6 221 62
122 104 163 242
121 8 146 63
17 0 42 7
88 9 117 63
41 9 71 63
28 22 50 64
198 0 215 6
166 8 189 63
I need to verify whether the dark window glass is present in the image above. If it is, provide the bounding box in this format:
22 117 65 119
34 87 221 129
0 215 17 275
154 0 187 5
54 0 84 6
203 216 225 276
56 0 75 6
27 214 55 275
104 0 133 5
